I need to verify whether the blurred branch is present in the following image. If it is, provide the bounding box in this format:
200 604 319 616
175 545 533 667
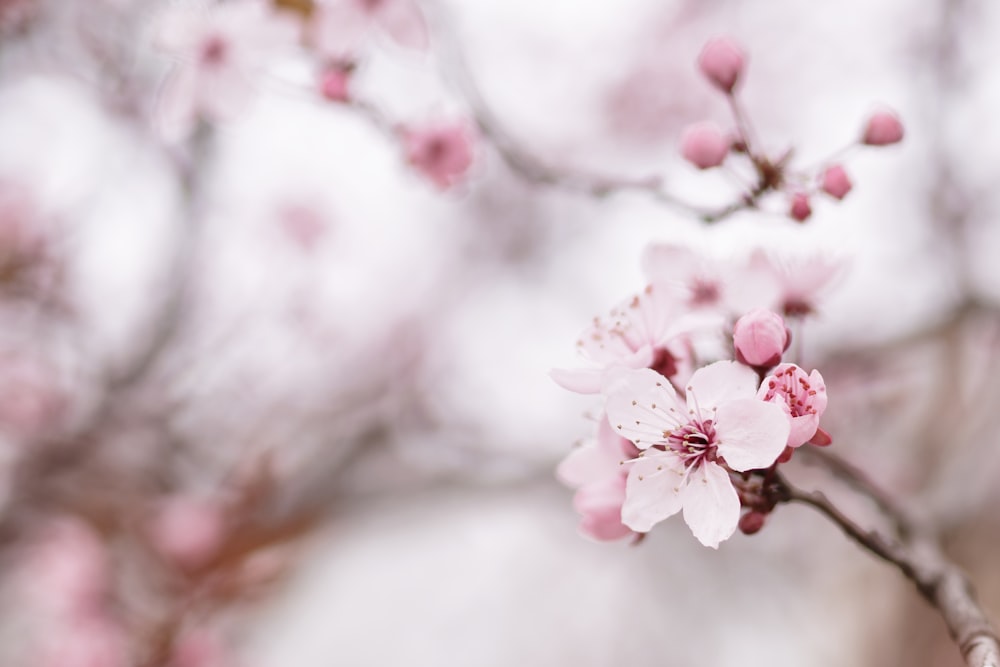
778 471 1000 667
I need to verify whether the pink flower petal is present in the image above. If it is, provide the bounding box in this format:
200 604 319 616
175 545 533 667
685 360 757 413
573 477 632 541
621 453 685 532
375 0 429 50
549 367 603 394
713 398 789 471
681 462 740 548
604 368 685 450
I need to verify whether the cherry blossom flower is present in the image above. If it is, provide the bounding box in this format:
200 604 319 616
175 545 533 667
551 284 711 394
154 0 298 140
310 0 428 60
747 249 845 318
757 363 828 448
557 417 639 541
605 362 789 547
642 243 769 314
401 120 476 190
821 164 852 199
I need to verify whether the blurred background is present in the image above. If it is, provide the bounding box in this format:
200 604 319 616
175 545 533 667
0 0 998 665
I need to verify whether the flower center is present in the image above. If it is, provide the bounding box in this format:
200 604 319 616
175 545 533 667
649 346 678 378
760 366 818 417
665 419 717 467
689 279 720 307
199 34 228 66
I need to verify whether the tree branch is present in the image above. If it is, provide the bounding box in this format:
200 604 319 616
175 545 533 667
777 472 1000 667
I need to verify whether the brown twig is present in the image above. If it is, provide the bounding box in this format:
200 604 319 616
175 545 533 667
777 472 1000 667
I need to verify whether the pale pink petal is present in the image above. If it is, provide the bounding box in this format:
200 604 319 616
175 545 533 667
375 0 429 50
788 412 820 448
685 360 757 413
199 66 256 121
604 368 686 450
680 462 740 548
621 453 685 532
573 477 632 541
549 367 603 394
713 398 789 471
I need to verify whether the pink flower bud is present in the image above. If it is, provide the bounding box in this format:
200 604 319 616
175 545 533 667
733 308 788 368
738 511 767 535
680 122 729 169
862 110 904 146
319 65 351 103
697 36 746 93
820 164 852 199
789 192 812 222
402 121 475 190
149 497 226 570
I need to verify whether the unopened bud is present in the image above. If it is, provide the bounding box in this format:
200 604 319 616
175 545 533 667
820 164 852 200
862 110 904 146
734 308 789 368
680 122 729 169
319 65 351 103
738 511 767 535
789 192 812 222
697 37 746 93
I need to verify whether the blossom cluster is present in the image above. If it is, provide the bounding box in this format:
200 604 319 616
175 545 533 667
555 245 834 548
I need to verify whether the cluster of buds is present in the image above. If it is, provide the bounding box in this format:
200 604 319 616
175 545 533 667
680 36 904 222
555 245 834 547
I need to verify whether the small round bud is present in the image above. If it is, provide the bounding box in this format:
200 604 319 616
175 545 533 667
738 511 767 535
820 164 852 200
734 308 789 368
862 110 904 146
697 36 746 93
680 122 729 169
319 65 351 103
789 192 812 222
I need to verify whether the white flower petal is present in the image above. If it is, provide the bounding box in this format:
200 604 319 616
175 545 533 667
621 454 684 532
685 360 758 413
714 398 789 471
681 462 740 548
604 368 685 450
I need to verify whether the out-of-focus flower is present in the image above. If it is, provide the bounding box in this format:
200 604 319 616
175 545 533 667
557 417 638 542
757 363 828 448
733 308 788 368
154 0 298 140
401 120 475 190
820 164 852 200
309 0 428 59
39 616 128 667
680 121 729 170
697 36 746 93
605 362 789 547
862 109 904 146
748 249 845 318
642 243 767 314
551 284 709 394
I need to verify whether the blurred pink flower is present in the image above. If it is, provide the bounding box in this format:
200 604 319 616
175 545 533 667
757 363 828 448
154 0 298 140
748 249 845 318
789 191 812 222
310 0 428 59
401 121 475 190
551 284 708 394
605 362 788 547
557 417 638 542
29 520 111 619
40 616 128 667
642 243 768 313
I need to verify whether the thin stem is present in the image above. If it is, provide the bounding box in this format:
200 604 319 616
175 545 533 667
777 472 1000 667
